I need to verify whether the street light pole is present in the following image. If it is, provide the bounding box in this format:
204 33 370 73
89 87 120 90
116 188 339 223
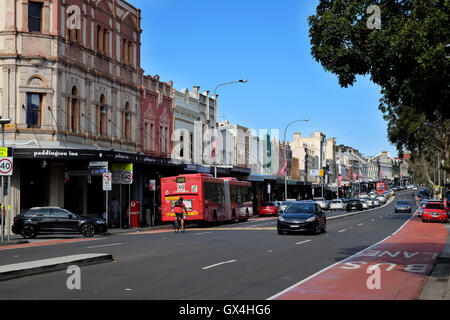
283 119 309 200
212 79 247 178
0 118 11 243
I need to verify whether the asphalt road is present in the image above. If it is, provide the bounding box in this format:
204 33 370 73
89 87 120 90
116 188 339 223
0 192 416 300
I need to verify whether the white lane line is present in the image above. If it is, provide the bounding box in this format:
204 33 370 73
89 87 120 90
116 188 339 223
202 260 236 270
86 242 123 249
371 219 375 222
194 232 213 236
296 240 312 245
358 223 363 226
338 229 346 233
267 212 415 300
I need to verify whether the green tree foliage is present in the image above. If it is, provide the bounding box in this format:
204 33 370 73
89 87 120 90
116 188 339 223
308 0 450 187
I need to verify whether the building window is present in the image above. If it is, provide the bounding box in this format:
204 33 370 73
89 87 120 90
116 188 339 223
97 94 107 135
28 2 43 32
179 135 184 158
159 126 163 153
122 102 131 140
190 133 193 162
68 86 79 132
26 93 41 128
150 123 154 151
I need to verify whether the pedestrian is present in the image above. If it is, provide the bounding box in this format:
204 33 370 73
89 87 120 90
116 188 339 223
110 197 120 228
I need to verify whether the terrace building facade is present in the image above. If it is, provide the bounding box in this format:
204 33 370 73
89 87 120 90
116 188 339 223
0 0 143 222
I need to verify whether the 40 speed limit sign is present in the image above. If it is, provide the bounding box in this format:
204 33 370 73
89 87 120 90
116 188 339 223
0 157 13 176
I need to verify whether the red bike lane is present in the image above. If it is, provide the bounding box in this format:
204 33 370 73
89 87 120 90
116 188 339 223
270 214 448 300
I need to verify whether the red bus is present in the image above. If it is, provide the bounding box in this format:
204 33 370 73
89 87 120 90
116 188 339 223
161 174 253 225
376 182 386 195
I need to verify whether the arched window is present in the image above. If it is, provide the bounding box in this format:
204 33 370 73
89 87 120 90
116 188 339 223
122 102 131 140
68 86 79 132
97 94 107 135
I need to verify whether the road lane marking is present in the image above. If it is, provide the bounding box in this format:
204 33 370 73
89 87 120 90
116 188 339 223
358 223 363 226
86 243 123 249
202 260 236 270
339 229 346 233
194 232 213 235
296 240 312 245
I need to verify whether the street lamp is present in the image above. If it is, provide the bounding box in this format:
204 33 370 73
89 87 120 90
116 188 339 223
212 79 248 178
283 119 309 200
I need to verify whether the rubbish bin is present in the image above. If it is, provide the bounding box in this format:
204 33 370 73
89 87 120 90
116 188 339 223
130 200 140 228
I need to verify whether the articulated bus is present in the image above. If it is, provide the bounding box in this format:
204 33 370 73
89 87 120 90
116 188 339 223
376 182 387 195
161 174 253 225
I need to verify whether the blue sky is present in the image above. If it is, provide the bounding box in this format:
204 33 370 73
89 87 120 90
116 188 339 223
132 0 397 158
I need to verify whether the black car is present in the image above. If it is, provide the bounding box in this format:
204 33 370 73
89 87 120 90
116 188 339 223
395 200 412 213
12 207 107 239
346 199 363 212
277 201 326 235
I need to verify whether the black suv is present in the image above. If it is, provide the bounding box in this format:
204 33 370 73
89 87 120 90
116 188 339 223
12 207 107 239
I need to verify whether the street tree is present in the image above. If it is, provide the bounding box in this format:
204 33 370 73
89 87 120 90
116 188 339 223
308 0 450 190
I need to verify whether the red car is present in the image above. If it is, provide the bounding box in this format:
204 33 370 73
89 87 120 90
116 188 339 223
422 201 448 223
258 202 279 217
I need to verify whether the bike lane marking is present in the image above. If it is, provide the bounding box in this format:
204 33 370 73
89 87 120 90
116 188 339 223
0 237 103 251
269 213 448 300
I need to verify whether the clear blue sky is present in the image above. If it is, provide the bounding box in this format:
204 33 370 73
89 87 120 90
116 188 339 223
132 0 398 158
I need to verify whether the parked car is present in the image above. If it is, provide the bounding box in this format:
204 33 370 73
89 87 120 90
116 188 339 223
313 197 328 210
422 201 448 223
394 200 412 213
346 199 363 212
417 200 428 217
277 201 326 235
329 199 346 211
278 200 296 213
373 198 381 207
258 202 279 217
12 207 107 239
365 198 375 208
377 195 387 203
361 199 369 210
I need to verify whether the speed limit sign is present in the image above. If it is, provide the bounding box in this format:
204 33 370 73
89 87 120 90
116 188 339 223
0 157 13 176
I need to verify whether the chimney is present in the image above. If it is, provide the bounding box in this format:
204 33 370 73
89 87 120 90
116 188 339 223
193 86 200 97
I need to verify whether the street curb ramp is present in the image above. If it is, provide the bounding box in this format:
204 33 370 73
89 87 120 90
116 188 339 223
0 253 113 282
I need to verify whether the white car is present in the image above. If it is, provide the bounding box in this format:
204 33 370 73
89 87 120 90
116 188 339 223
329 199 345 211
361 200 369 210
279 200 296 213
313 197 327 209
365 198 374 208
377 195 387 203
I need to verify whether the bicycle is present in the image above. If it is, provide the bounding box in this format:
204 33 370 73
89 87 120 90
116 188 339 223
173 214 185 233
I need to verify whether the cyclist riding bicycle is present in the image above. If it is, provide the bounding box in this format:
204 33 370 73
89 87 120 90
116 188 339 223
174 197 188 231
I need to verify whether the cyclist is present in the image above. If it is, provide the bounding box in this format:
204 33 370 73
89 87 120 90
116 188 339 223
174 197 188 232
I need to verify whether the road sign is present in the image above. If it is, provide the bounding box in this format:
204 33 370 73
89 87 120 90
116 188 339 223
89 161 108 168
103 172 112 191
0 157 13 176
149 179 156 191
0 148 8 157
121 171 133 184
91 168 107 174
310 169 320 177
